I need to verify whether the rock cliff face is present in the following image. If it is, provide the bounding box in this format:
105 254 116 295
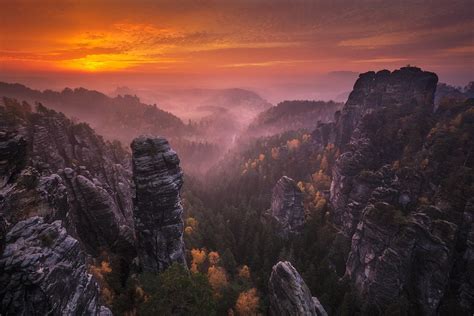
321 67 474 313
0 216 110 315
131 135 186 272
330 67 439 235
0 99 135 258
0 99 138 314
266 176 305 236
268 261 327 316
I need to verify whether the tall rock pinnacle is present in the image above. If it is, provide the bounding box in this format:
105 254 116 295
266 176 305 236
268 261 328 316
131 135 186 272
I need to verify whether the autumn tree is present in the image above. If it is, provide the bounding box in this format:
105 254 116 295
235 288 260 315
191 248 207 273
208 266 229 294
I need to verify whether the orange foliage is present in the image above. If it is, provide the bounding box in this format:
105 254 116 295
208 251 220 266
89 261 113 305
90 261 112 278
207 266 228 293
258 154 265 161
191 248 207 273
235 288 260 315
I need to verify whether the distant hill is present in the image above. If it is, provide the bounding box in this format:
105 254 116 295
246 100 342 137
110 86 272 122
0 82 186 144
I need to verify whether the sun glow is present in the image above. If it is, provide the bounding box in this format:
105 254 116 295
60 53 165 72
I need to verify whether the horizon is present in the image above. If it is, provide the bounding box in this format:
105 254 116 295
1 0 473 104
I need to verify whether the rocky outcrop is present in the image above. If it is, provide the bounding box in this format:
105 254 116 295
0 216 110 315
330 67 439 236
131 135 186 272
346 203 457 314
266 176 305 236
322 68 474 313
334 67 438 150
0 99 135 258
268 261 327 316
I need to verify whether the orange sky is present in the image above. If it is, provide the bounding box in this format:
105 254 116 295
0 0 473 100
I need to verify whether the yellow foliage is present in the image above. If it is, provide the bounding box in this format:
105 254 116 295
207 266 228 293
238 265 251 279
251 161 257 169
208 251 220 266
186 217 198 229
185 226 194 235
235 288 260 315
302 134 311 142
287 139 301 151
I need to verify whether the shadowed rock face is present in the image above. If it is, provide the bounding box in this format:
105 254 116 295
0 100 135 258
0 217 111 316
0 131 27 188
268 261 327 316
131 135 186 272
267 176 305 236
335 67 438 150
330 67 439 236
320 67 473 313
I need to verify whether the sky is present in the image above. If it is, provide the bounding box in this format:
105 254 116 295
0 0 473 102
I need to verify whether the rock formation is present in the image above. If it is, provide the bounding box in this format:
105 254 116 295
268 261 327 316
320 67 473 313
0 99 135 258
330 67 439 236
0 216 111 315
131 135 186 272
266 176 305 236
